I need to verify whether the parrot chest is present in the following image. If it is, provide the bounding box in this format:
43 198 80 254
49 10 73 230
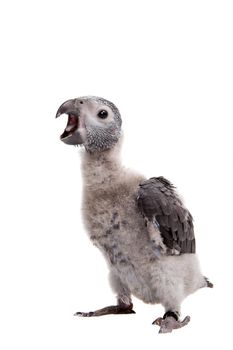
82 185 147 261
82 186 161 302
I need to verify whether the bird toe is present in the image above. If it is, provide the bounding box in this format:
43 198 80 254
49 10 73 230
153 315 191 333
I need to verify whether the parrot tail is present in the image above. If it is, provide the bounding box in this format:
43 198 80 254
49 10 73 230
204 276 214 288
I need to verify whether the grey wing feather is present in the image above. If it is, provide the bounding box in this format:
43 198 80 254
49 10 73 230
137 176 196 254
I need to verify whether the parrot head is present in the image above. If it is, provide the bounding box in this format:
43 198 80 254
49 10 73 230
56 96 122 152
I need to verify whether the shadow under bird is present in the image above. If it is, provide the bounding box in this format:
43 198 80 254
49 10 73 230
56 96 213 333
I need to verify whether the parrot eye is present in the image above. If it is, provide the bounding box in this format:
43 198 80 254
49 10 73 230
97 110 108 119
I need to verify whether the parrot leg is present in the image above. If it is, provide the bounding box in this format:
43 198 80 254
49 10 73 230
74 300 135 317
152 311 190 333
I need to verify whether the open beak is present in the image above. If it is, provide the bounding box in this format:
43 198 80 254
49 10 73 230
56 99 83 145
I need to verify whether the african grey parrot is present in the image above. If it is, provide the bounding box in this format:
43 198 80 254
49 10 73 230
56 96 213 333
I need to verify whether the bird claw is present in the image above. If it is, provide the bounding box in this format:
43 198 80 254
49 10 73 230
152 315 191 333
74 311 95 317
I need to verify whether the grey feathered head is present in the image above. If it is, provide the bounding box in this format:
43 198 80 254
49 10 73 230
56 96 122 152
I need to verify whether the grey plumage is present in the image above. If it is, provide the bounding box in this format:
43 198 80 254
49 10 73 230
138 177 196 254
56 96 213 333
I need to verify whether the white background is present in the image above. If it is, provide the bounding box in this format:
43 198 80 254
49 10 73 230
1 0 233 348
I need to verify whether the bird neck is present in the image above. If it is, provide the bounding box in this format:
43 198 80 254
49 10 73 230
81 142 123 189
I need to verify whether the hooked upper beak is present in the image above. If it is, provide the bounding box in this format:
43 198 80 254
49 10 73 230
55 99 78 118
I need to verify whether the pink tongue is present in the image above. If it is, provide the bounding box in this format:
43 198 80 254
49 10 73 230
65 115 77 132
69 115 77 124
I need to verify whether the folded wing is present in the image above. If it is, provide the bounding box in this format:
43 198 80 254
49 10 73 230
137 177 195 254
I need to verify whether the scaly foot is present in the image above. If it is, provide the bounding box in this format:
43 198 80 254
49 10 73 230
153 315 190 333
74 303 136 317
